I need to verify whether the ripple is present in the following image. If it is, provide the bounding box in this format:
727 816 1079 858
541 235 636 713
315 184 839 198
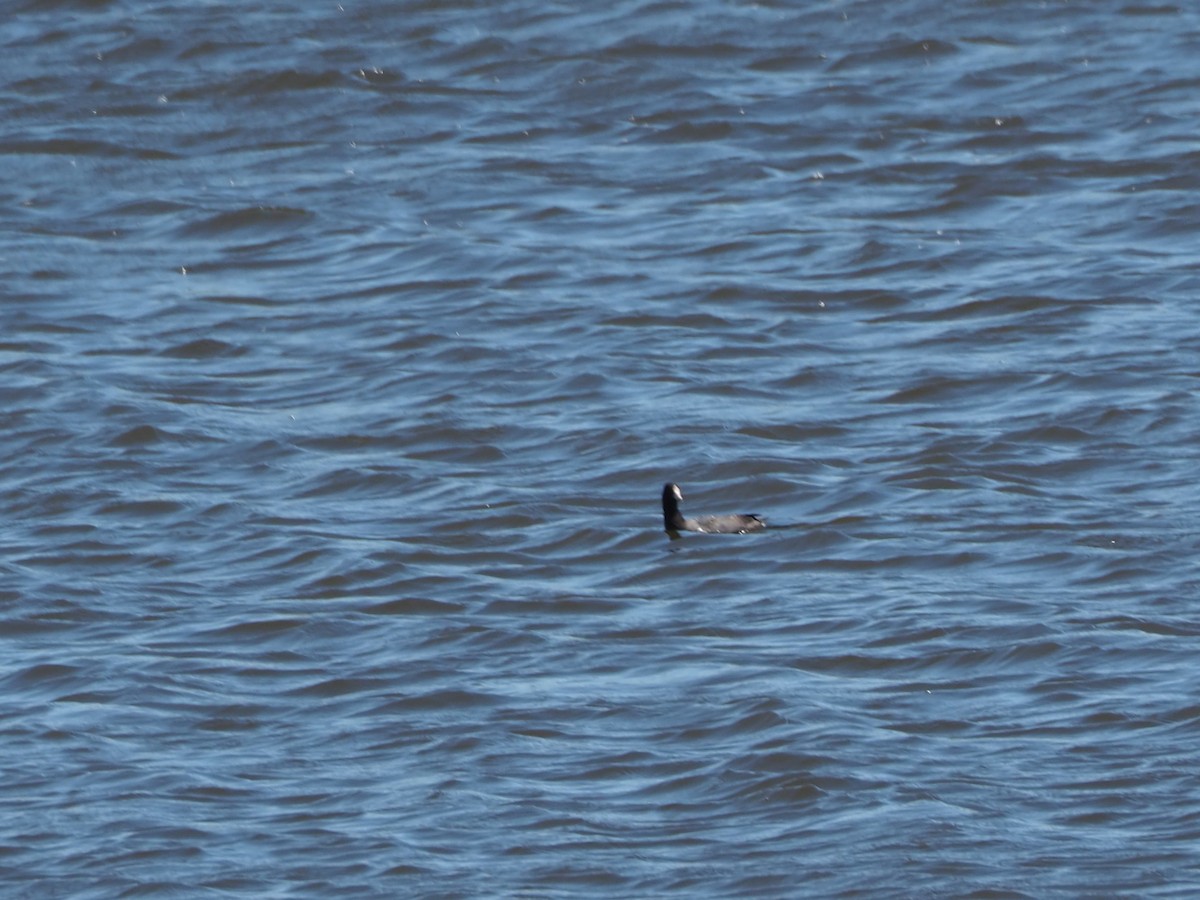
2 1 1199 897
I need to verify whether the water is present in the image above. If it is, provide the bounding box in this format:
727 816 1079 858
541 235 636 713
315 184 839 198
3 0 1200 895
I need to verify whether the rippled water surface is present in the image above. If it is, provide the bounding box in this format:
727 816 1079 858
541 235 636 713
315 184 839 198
4 0 1200 896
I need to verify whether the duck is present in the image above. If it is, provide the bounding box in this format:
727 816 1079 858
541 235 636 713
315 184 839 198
661 482 766 534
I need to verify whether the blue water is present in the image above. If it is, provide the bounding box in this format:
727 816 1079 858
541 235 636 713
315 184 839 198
3 1 1200 896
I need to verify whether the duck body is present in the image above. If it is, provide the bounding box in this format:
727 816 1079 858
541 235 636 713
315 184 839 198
661 483 765 534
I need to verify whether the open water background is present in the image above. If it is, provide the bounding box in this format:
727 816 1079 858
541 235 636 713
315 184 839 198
3 0 1200 896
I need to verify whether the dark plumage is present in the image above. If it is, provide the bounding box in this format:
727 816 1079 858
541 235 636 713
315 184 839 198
661 483 766 534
